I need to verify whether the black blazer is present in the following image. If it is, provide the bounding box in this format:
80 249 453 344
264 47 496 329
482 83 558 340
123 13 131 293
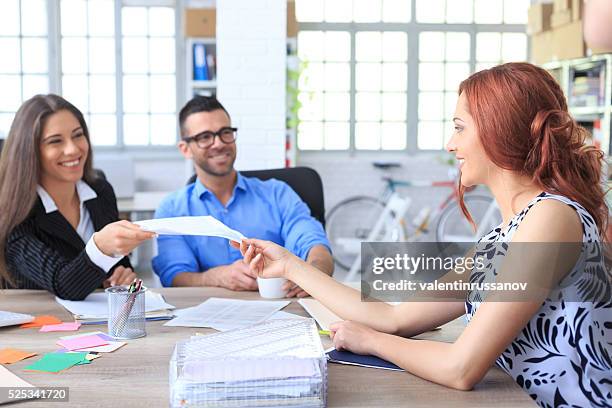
5 177 131 300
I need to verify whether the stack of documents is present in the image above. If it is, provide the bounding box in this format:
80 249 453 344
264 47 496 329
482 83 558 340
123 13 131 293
56 291 175 323
169 318 327 407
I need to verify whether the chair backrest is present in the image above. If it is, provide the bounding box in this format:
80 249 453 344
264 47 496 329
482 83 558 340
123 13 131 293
187 167 326 228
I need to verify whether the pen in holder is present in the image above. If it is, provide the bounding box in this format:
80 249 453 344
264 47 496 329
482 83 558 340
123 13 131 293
106 283 146 339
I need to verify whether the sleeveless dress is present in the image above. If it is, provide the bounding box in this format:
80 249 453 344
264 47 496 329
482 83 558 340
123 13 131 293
465 192 612 408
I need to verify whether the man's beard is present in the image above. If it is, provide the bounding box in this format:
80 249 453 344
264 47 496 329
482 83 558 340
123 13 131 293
194 152 236 177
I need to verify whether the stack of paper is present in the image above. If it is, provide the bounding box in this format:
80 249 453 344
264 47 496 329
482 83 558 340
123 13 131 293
169 318 327 407
56 291 175 323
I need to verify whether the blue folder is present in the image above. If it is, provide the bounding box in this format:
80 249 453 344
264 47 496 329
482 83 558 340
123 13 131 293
326 349 404 371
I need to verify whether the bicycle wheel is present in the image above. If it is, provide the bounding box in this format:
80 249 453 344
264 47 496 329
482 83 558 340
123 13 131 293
435 194 502 243
326 196 404 270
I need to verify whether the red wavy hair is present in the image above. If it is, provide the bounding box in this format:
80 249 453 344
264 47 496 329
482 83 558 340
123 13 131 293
457 62 608 238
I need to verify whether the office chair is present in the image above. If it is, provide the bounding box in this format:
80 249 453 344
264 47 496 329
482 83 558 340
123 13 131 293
187 167 326 228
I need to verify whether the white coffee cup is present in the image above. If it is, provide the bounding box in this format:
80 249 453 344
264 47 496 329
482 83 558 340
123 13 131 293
257 277 288 299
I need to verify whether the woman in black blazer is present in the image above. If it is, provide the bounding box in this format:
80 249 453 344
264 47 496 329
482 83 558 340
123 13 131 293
0 95 155 300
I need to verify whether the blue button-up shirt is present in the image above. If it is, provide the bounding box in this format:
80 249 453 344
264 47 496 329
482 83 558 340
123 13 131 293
152 173 330 287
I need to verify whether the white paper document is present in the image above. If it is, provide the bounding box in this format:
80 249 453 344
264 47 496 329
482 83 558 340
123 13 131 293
56 291 175 319
135 216 245 242
164 297 290 331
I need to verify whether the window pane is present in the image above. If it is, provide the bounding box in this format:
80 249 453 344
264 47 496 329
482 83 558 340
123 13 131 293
474 0 503 24
356 92 381 121
150 75 176 113
418 121 444 150
382 92 406 121
89 113 116 145
324 122 350 149
61 75 89 111
298 121 324 150
0 75 21 111
502 33 527 62
419 92 444 120
22 75 48 99
298 92 324 121
61 0 87 36
149 38 175 74
88 38 115 74
383 0 411 22
324 63 350 91
353 0 381 22
476 62 495 72
444 120 454 145
445 92 459 118
298 31 324 62
21 0 48 36
325 31 350 62
299 62 324 91
382 63 406 91
381 122 406 149
476 33 501 62
419 32 445 62
296 0 324 22
62 38 88 74
0 113 15 139
446 0 473 23
445 32 470 62
88 0 114 36
355 122 381 150
150 114 176 145
416 0 444 23
149 7 174 36
356 32 382 62
122 7 148 36
419 63 444 91
123 114 149 145
0 39 21 73
504 0 528 24
325 0 352 22
324 92 350 121
0 0 20 35
445 62 469 91
382 32 407 62
89 75 115 112
123 38 149 74
123 75 148 113
356 63 381 91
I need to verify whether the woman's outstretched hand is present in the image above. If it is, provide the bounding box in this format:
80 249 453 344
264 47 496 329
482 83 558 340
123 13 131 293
231 238 299 279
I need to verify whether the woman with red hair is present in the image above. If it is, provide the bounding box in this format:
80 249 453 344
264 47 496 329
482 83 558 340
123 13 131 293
236 63 611 407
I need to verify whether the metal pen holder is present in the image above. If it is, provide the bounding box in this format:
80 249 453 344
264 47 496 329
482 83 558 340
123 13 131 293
106 286 146 339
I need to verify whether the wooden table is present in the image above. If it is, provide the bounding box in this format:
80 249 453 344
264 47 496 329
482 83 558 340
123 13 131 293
0 288 535 407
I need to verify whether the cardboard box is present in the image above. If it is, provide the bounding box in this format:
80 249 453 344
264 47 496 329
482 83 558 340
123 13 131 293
571 0 583 21
551 9 572 27
554 0 571 12
552 20 585 61
287 1 298 37
531 30 554 64
528 3 554 34
185 8 216 37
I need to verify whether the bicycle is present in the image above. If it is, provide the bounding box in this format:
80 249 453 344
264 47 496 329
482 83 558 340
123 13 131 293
326 161 502 278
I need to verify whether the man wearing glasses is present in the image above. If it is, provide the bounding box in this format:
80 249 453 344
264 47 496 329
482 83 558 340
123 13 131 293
152 96 333 296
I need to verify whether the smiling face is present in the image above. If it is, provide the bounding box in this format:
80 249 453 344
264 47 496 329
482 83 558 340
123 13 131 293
39 109 89 186
179 109 237 177
446 92 495 187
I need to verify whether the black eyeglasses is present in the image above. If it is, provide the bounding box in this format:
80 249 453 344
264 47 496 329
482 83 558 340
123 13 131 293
183 127 238 149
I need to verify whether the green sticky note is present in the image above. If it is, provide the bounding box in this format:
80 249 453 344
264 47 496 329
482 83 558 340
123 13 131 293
24 352 88 373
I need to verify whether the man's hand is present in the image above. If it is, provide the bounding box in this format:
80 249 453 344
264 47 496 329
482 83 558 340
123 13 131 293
103 266 137 288
204 260 259 291
282 281 309 298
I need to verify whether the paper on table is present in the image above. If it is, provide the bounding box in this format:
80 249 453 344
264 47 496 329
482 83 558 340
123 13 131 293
59 331 113 341
20 315 62 328
0 365 35 402
297 299 342 331
39 322 81 332
135 216 245 243
57 335 107 351
56 291 174 319
164 298 290 331
267 310 307 320
0 348 37 364
24 352 88 373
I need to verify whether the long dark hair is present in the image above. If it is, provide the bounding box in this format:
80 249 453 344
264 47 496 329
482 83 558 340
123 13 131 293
457 63 607 238
0 94 96 287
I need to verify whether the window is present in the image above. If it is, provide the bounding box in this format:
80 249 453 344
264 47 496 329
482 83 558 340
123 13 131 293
0 0 50 139
296 0 529 151
0 0 177 147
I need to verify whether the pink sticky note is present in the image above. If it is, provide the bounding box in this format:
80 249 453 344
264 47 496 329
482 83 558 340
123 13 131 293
57 335 108 351
39 322 82 332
